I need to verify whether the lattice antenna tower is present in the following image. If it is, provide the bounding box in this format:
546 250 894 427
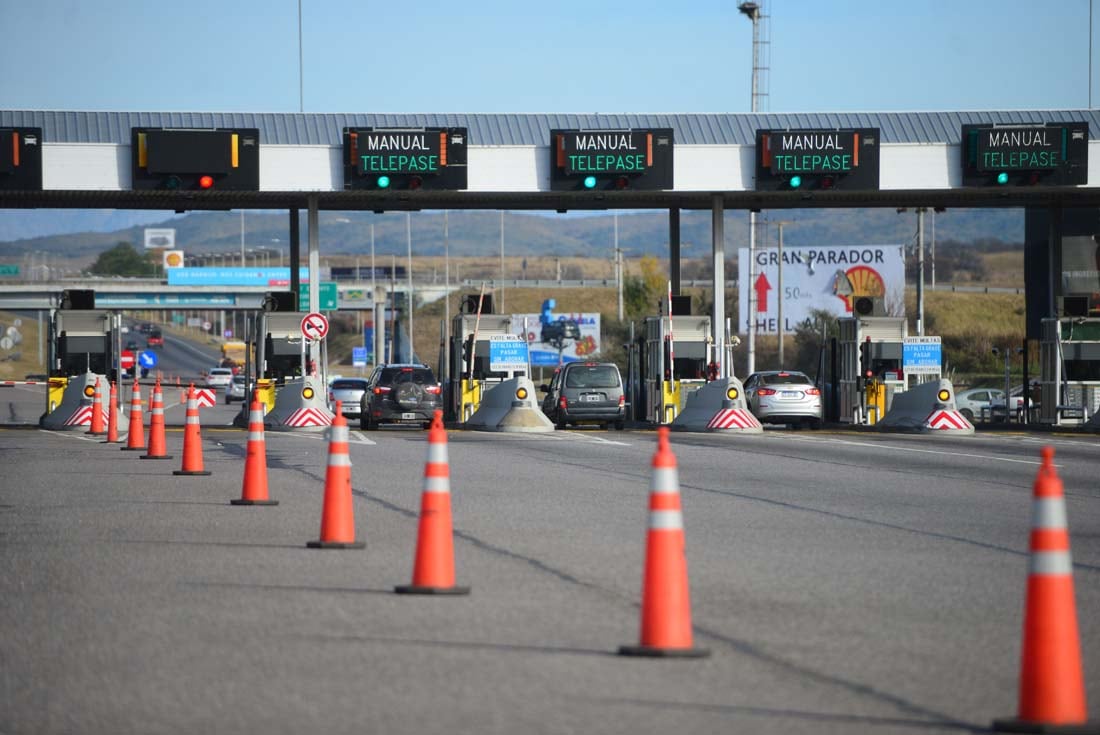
738 0 771 112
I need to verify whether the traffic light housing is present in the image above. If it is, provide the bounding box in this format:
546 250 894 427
859 338 873 385
131 128 260 191
0 127 43 191
550 128 674 191
262 291 297 312
755 128 881 192
60 289 95 310
961 122 1088 187
343 127 468 190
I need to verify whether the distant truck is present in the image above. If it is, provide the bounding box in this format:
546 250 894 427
220 340 250 372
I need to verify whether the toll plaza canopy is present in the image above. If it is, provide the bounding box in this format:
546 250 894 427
1 109 1100 212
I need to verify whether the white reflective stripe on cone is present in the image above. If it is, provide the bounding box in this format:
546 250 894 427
1031 497 1068 529
248 431 264 441
329 425 349 442
1030 550 1074 576
423 476 450 493
649 509 684 530
652 468 679 493
328 453 351 467
427 443 448 463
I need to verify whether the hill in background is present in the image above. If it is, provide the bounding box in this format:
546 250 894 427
0 207 1024 266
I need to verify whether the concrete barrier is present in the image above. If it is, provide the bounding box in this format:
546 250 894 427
39 372 109 431
465 377 554 433
266 376 334 432
876 379 974 435
670 377 763 434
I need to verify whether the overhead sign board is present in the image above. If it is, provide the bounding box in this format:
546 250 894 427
962 123 1088 186
756 128 880 191
903 337 942 375
489 335 530 373
352 346 368 367
510 313 601 366
143 228 176 250
736 244 905 335
343 127 467 190
0 127 42 191
550 128 673 191
299 281 338 310
131 127 260 191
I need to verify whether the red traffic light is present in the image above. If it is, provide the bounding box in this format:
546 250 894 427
408 176 423 190
614 176 630 190
198 175 214 189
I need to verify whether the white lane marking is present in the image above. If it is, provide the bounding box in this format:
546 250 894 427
38 429 107 443
777 433 1045 466
479 430 632 447
267 430 376 445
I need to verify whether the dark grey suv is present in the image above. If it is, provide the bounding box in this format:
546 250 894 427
539 361 626 430
359 364 441 430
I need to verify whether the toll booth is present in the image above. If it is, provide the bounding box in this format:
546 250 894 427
838 316 909 425
448 312 514 422
637 314 712 424
1039 317 1100 425
42 290 119 426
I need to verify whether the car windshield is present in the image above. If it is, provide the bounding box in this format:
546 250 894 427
761 372 811 386
565 365 619 389
211 369 232 375
232 376 247 384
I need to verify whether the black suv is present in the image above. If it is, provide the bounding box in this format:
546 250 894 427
359 364 441 430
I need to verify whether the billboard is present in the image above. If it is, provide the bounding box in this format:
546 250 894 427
737 244 905 335
510 313 601 366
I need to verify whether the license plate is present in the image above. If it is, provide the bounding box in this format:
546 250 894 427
781 391 800 398
583 394 601 402
401 412 417 420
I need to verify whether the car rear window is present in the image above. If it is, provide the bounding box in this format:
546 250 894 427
761 372 811 386
565 365 620 389
332 379 367 390
210 368 232 375
380 367 435 385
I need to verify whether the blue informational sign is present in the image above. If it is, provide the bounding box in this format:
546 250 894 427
903 337 942 375
166 267 313 287
489 335 529 372
138 350 158 369
352 346 367 367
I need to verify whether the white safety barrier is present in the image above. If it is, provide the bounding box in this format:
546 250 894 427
876 379 974 435
670 377 763 434
465 377 554 433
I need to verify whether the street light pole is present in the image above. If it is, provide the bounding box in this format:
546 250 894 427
499 210 505 313
917 208 925 337
777 221 786 366
239 210 245 266
739 1 764 376
406 212 413 362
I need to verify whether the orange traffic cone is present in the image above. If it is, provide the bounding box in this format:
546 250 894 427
121 380 146 451
174 385 211 476
395 410 469 595
993 447 1096 733
232 392 278 506
619 427 709 658
102 380 122 443
307 402 364 549
140 380 172 460
87 377 106 436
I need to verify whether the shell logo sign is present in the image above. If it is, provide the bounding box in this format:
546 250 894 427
835 264 886 312
163 250 185 269
737 244 904 335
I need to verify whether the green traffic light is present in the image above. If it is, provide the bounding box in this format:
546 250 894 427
789 175 802 189
377 175 391 189
996 172 1009 185
583 176 597 189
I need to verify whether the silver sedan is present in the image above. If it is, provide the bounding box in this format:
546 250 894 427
744 370 823 428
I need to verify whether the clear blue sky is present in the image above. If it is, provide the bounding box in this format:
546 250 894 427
1 0 1096 113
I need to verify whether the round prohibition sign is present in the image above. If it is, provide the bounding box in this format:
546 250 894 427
300 312 330 341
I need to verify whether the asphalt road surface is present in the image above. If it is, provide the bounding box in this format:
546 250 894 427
1 422 1097 734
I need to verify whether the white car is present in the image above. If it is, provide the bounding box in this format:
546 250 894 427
205 367 234 388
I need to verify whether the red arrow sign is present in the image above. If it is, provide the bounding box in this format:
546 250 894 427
754 273 772 313
120 350 134 370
